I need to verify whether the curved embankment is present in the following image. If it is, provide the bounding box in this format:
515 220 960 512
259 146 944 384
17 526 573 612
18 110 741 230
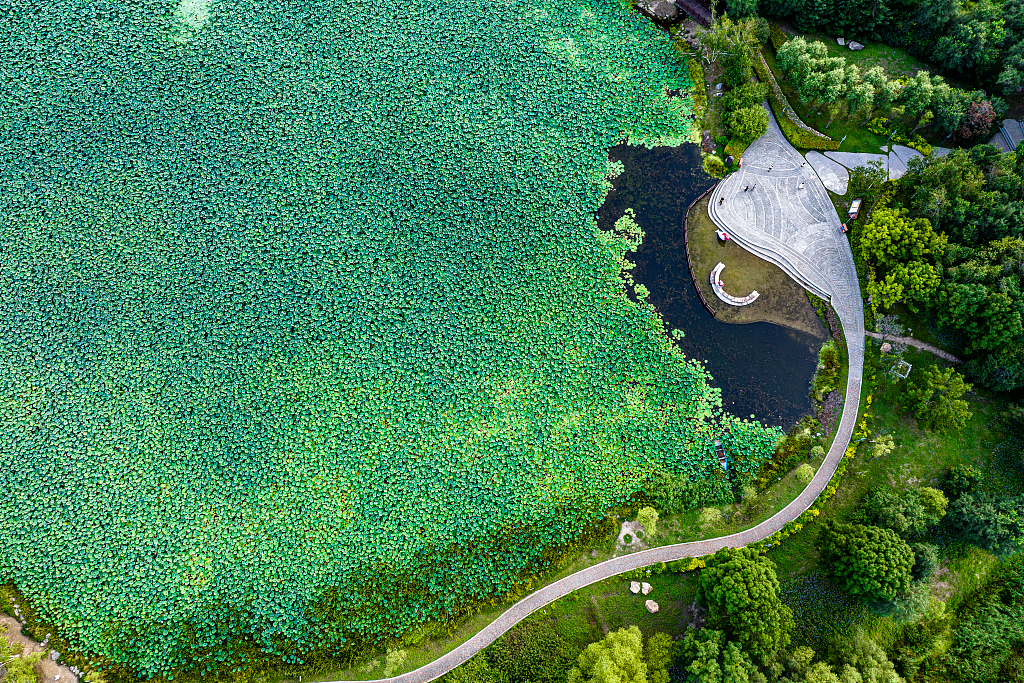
324 110 865 683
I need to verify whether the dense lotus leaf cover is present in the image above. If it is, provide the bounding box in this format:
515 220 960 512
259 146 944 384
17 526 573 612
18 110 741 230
0 0 781 676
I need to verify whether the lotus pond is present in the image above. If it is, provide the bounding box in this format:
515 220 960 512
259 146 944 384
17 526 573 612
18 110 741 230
1 0 787 678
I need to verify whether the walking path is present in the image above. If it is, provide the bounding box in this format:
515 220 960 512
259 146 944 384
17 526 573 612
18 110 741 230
865 331 963 364
322 106 865 683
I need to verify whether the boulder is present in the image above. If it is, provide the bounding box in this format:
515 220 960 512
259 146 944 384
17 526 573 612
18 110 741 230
641 582 653 595
630 581 641 594
636 0 680 22
837 38 846 45
848 41 865 50
50 650 60 661
714 82 724 91
645 599 660 613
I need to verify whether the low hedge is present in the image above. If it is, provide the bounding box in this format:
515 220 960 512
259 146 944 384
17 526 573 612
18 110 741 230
688 56 708 122
752 51 840 151
769 24 789 50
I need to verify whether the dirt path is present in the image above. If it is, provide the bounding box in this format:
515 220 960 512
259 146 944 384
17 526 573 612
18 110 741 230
864 331 963 364
0 615 79 683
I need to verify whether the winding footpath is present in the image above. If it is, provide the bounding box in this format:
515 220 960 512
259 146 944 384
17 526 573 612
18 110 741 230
323 107 864 683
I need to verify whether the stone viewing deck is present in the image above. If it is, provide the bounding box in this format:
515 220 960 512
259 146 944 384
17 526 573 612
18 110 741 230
710 262 759 305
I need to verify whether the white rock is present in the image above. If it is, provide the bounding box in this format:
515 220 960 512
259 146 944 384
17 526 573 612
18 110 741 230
630 581 641 594
837 38 846 45
645 599 660 613
50 650 60 661
641 582 653 595
714 83 724 91
848 41 865 50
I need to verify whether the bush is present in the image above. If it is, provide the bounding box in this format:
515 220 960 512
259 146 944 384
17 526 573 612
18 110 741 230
910 542 939 581
729 105 770 142
769 24 789 50
699 507 724 526
795 463 815 484
753 16 770 45
704 155 727 178
636 506 659 536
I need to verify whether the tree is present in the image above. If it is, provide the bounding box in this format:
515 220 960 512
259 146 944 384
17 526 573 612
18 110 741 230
677 629 766 683
729 105 769 142
816 521 914 602
931 7 1006 76
858 209 946 312
945 463 984 498
915 0 960 30
726 0 758 19
956 99 996 141
567 626 647 683
636 506 659 536
904 366 973 432
910 542 940 581
722 82 768 115
697 548 794 662
645 633 673 683
947 493 1024 556
831 628 905 683
864 486 948 536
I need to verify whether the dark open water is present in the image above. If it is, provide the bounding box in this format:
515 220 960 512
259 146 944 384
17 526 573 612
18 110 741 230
597 143 821 429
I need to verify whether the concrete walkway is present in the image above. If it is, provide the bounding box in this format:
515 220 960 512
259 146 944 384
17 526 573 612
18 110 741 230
321 106 865 683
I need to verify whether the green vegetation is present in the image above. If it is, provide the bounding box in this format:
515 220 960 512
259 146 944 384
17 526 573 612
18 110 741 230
698 548 795 662
0 626 42 683
0 0 795 679
816 521 914 602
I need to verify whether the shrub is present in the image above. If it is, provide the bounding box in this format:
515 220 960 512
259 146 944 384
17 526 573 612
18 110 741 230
699 507 724 526
636 506 659 536
795 463 815 485
729 105 770 142
704 155 727 178
910 542 939 581
382 649 407 677
810 445 825 459
769 24 789 50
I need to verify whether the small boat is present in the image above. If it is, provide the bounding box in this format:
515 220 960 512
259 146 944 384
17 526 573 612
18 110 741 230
715 229 729 241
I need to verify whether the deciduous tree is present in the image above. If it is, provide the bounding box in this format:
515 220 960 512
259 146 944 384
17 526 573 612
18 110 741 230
904 366 973 432
816 521 914 602
567 626 647 683
697 548 794 662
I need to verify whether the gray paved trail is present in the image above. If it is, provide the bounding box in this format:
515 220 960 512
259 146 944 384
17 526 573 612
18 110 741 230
321 106 865 683
865 331 963 364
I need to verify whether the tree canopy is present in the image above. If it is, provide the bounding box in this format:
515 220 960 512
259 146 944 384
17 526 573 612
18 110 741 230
816 521 914 602
567 626 647 683
697 548 794 662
